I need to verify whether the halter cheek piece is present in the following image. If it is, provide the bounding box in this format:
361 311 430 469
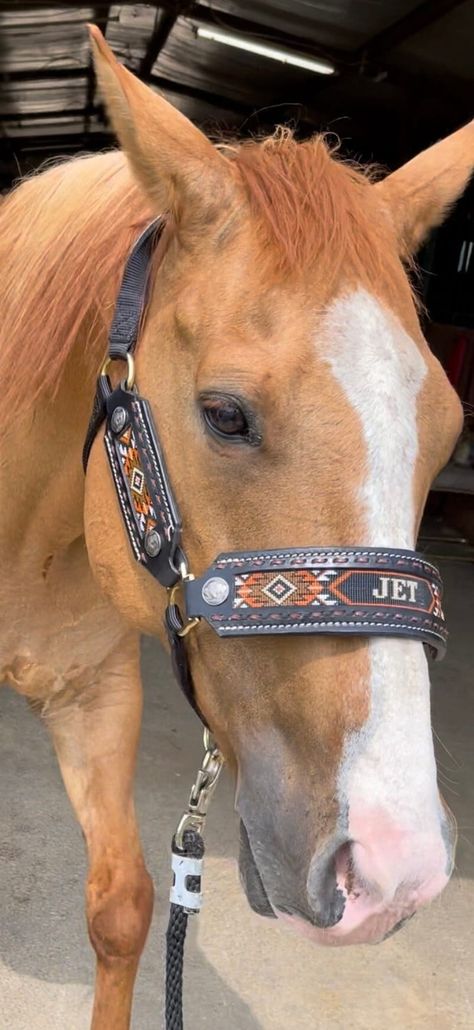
84 220 448 720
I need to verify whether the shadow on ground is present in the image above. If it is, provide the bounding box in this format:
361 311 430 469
0 559 473 1029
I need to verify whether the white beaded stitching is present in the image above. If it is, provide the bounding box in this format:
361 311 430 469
132 400 174 530
105 435 143 561
216 550 439 575
216 620 445 636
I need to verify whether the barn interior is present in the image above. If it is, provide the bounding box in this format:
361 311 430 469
0 4 473 1029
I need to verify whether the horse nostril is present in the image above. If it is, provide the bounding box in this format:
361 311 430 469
314 883 346 929
334 840 357 893
307 841 349 929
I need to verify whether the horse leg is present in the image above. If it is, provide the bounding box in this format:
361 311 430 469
44 632 154 1030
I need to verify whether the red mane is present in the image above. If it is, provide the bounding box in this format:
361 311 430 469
227 130 406 292
0 151 152 415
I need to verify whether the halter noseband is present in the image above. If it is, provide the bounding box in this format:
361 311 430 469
84 220 447 718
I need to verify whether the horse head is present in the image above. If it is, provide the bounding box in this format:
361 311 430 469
85 28 472 945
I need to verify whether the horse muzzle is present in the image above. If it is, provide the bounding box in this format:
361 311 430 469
238 804 455 947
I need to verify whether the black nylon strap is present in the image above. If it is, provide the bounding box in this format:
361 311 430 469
82 217 164 470
165 605 208 725
82 371 111 471
108 219 162 360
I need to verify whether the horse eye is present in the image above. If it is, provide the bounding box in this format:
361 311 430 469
201 396 250 441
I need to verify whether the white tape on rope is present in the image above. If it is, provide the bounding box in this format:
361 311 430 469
170 853 203 912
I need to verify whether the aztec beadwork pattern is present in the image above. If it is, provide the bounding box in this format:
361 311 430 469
117 424 158 539
104 387 183 586
233 568 443 617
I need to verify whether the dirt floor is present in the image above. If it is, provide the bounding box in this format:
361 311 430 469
1 558 473 1030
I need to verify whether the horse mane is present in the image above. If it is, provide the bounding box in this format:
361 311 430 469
0 151 152 416
0 131 406 418
227 129 403 287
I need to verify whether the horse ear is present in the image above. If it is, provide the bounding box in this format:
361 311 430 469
376 122 474 255
88 25 230 222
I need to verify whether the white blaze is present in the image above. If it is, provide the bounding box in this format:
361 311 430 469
322 288 444 862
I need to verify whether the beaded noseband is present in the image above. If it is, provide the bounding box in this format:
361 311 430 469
84 220 447 718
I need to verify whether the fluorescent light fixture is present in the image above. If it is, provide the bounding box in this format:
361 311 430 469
196 26 336 76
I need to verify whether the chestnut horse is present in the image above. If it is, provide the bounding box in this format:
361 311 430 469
1 25 472 1029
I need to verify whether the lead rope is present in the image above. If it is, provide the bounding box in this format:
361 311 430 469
165 730 224 1030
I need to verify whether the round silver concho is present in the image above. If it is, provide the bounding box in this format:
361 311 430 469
201 576 230 606
110 406 128 434
144 529 162 558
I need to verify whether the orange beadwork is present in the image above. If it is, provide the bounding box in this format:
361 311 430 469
235 570 333 608
118 425 158 536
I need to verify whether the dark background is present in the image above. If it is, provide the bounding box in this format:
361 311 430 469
1 2 473 321
1 2 473 174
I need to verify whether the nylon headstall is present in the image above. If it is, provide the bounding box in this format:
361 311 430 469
84 220 448 720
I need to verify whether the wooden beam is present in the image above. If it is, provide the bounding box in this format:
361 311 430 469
139 5 181 79
356 0 469 58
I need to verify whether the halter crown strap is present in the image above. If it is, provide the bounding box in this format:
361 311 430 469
82 217 163 470
108 220 162 361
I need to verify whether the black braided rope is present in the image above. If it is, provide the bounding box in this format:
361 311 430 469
165 904 188 1030
165 829 205 1030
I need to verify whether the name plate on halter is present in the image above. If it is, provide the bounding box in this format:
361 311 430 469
184 548 447 658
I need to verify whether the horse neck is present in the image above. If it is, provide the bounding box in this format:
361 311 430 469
0 323 103 568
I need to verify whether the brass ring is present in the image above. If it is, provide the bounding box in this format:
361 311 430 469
100 353 135 391
168 575 200 638
177 616 201 639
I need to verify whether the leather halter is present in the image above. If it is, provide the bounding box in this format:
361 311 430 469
84 220 448 718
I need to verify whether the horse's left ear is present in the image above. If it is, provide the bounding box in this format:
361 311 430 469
376 121 474 255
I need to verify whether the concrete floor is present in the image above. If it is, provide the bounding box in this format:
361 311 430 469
1 558 473 1030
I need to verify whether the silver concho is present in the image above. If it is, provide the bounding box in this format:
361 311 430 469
201 576 230 606
110 406 128 434
144 529 162 558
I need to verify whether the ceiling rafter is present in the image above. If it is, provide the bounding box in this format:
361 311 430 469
174 2 345 67
0 0 472 181
356 0 470 60
139 3 184 79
